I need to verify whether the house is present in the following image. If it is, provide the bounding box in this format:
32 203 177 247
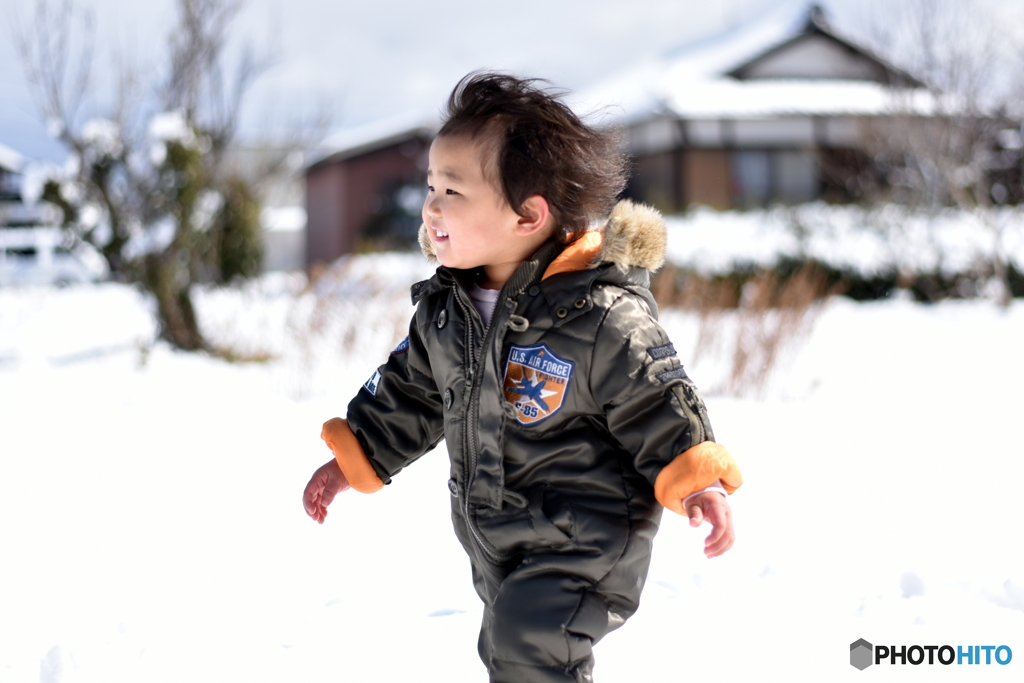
576 3 924 211
304 113 438 271
1 143 109 285
0 142 51 228
303 3 926 267
0 143 24 203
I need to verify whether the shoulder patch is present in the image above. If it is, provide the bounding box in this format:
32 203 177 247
391 336 410 354
502 344 574 426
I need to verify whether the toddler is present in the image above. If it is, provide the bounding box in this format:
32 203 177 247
303 72 743 683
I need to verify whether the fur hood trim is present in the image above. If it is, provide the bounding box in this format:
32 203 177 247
599 199 666 272
417 199 666 277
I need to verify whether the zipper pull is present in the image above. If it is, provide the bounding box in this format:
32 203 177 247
508 315 529 333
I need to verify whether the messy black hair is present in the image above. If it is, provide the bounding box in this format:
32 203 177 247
438 71 628 245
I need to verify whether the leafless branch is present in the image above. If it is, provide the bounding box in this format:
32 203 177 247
12 0 95 145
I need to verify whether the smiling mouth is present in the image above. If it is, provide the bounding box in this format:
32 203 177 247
434 229 449 239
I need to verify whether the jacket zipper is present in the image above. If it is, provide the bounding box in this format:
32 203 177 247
453 283 516 564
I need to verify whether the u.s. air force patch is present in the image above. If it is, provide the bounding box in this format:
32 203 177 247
502 344 574 425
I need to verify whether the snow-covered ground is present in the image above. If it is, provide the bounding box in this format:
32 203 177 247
1 260 1022 681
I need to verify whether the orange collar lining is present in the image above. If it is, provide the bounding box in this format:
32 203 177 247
542 231 602 281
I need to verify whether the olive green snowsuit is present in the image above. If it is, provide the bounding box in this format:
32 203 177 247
339 201 738 682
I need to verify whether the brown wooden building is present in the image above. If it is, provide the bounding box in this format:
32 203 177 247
304 116 437 270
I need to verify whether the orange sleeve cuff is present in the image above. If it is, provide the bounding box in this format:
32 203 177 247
654 441 743 517
321 418 385 493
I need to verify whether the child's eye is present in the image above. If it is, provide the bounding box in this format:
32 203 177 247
446 189 458 195
426 185 434 192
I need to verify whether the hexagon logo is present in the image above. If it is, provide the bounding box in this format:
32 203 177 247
850 639 873 670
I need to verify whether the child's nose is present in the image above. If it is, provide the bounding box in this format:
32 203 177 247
423 193 441 216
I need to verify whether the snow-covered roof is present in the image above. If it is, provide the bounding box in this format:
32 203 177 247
661 1 815 81
661 79 936 119
574 1 926 125
0 142 27 173
308 110 440 169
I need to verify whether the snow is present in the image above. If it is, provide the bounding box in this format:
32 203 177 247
147 111 196 146
190 190 224 233
660 78 934 119
664 203 1024 277
80 120 123 160
122 215 175 260
146 112 208 167
2 257 1023 681
261 206 306 233
0 143 26 174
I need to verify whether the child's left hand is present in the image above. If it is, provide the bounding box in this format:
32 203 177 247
687 492 734 558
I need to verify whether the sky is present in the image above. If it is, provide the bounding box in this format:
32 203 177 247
2 0 1022 165
0 0 864 164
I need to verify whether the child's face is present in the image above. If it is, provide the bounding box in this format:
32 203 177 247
423 135 525 277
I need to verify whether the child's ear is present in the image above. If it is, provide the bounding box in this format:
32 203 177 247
515 195 553 236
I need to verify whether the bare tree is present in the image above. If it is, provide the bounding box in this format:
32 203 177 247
14 0 322 351
857 0 1022 305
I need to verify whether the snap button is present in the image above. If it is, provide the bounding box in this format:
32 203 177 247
574 298 587 309
447 478 460 497
556 307 568 318
528 285 540 296
437 309 447 329
444 388 453 409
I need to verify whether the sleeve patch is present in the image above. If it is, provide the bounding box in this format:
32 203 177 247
656 366 689 383
363 369 382 396
647 343 677 360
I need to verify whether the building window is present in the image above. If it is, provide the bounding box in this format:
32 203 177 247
731 151 770 208
775 150 818 204
730 149 819 208
0 170 23 201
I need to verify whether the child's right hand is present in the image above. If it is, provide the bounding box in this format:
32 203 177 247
686 491 734 558
302 459 351 524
